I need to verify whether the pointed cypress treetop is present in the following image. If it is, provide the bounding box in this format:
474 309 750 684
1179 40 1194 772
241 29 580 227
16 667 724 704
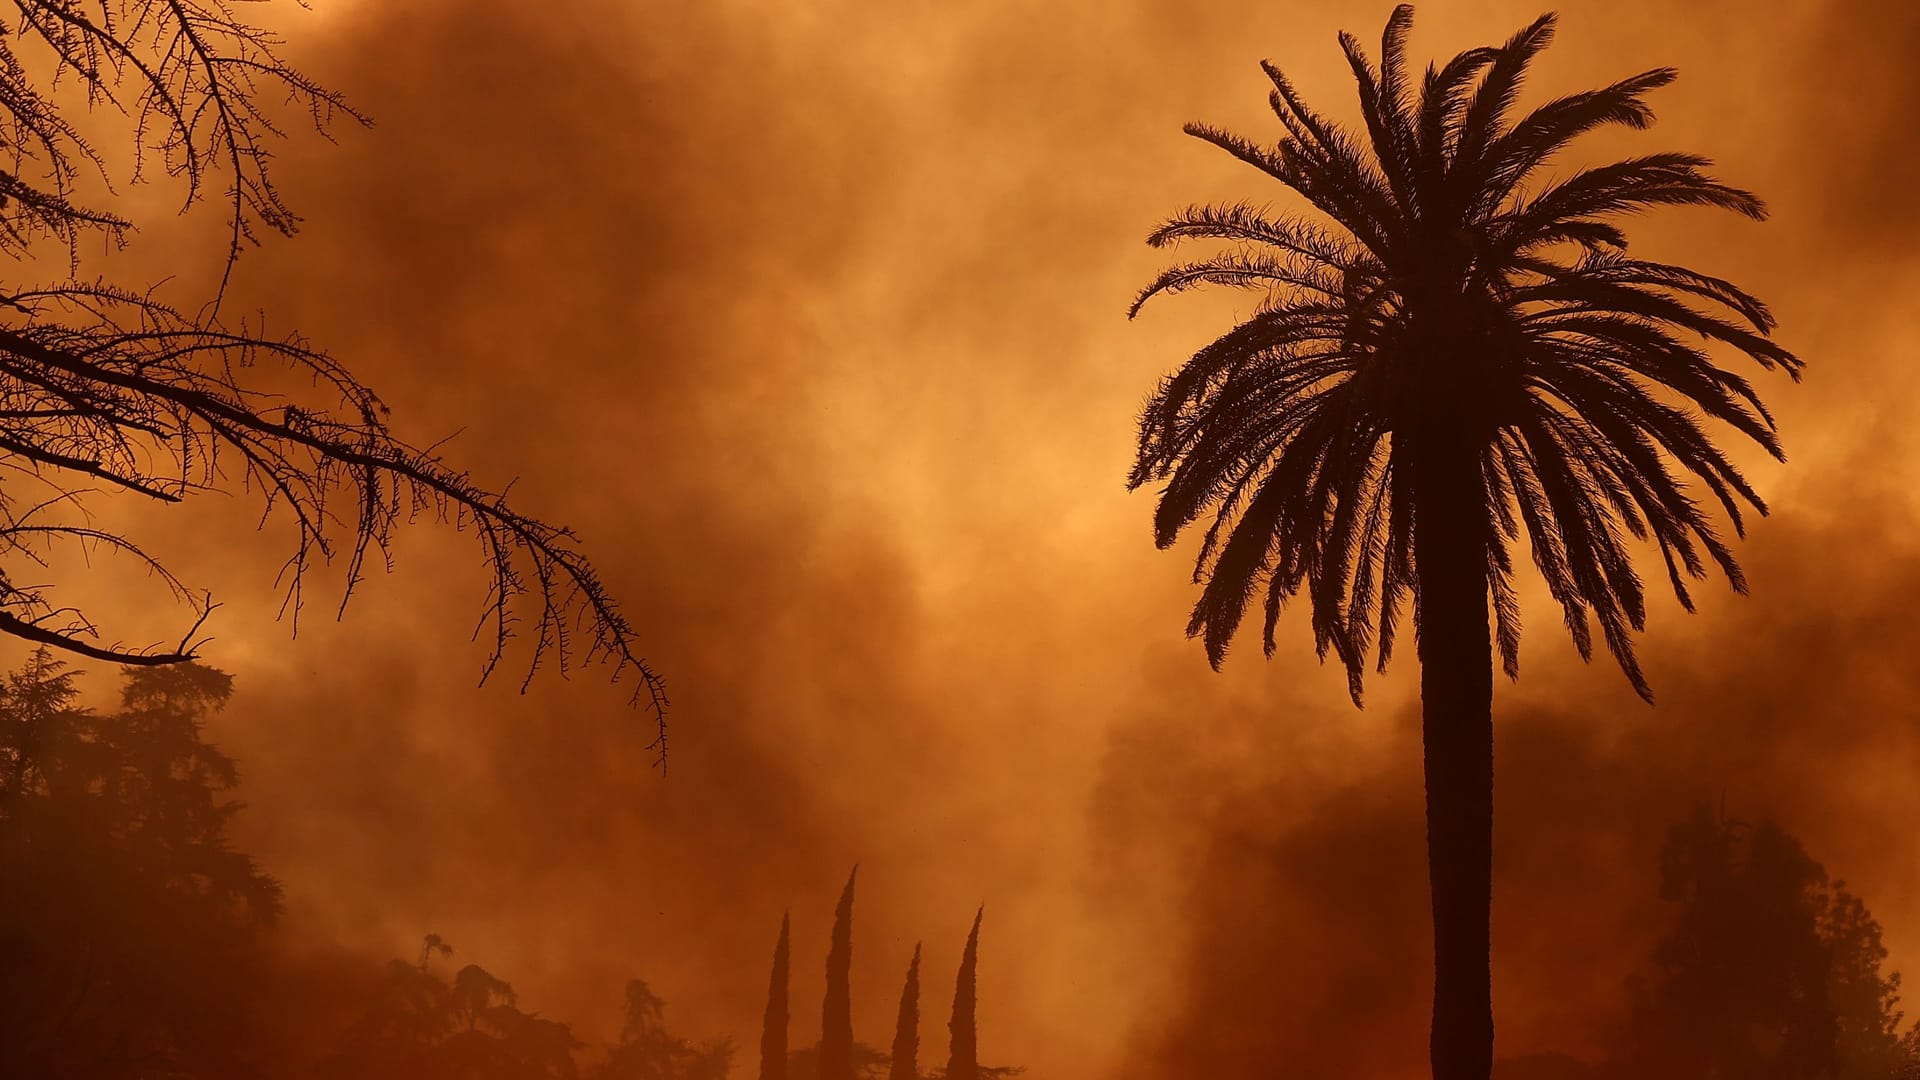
887 942 922 1080
759 911 791 1080
821 866 858 1080
946 907 982 1080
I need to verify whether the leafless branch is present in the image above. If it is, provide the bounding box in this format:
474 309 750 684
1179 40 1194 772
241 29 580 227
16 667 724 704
0 3 669 759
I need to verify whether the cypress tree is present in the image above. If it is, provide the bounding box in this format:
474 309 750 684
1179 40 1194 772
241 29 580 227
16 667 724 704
821 867 858 1080
945 907 982 1080
760 911 791 1080
887 943 922 1080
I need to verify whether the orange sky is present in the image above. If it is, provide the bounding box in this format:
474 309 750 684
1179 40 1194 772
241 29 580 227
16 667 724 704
13 1 1920 1077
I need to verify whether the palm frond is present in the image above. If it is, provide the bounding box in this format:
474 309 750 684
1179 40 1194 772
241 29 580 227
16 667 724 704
1132 5 1796 700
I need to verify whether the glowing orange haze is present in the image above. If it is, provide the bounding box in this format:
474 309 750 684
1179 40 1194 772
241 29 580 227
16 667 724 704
18 1 1920 1076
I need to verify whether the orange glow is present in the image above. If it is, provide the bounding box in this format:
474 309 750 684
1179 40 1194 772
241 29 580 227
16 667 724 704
11 2 1918 1077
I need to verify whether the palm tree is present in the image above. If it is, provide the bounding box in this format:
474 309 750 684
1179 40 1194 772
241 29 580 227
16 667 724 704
1127 8 1799 1080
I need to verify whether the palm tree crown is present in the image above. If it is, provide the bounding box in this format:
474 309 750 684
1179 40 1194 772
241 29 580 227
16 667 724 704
1128 6 1800 702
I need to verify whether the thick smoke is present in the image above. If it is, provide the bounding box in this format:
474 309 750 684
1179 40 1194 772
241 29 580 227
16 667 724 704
12 1 1917 1077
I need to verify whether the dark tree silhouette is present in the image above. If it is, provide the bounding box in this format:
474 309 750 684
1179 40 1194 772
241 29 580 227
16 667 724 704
1128 8 1798 1078
0 653 281 1077
888 943 921 1080
821 867 858 1080
1612 807 1919 1080
0 1 665 744
316 935 581 1079
594 979 733 1080
761 912 792 1080
785 1042 890 1080
1495 809 1920 1080
945 908 981 1080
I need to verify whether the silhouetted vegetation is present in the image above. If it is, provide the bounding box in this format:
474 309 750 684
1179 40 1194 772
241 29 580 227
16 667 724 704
2 655 1022 1077
821 868 858 1080
593 979 735 1080
888 944 922 1080
760 877 1018 1080
1496 806 1920 1080
785 1041 891 1080
1129 7 1799 1078
12 659 1920 1080
315 935 582 1079
946 908 982 1080
762 912 793 1080
310 937 745 1080
1614 807 1920 1080
0 651 280 1077
0 0 663 739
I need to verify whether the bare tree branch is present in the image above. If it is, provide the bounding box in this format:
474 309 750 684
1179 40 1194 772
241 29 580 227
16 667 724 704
3 0 370 291
0 2 670 761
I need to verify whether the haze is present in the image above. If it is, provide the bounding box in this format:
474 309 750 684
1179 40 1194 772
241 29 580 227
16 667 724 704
11 2 1918 1077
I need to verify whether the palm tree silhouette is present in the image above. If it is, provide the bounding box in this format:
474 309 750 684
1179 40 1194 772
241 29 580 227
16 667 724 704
1127 8 1799 1080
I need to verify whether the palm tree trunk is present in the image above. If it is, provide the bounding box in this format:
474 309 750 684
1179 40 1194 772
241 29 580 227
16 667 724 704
1413 441 1495 1080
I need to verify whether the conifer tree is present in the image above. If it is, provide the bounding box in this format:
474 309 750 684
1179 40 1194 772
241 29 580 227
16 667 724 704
888 943 922 1080
821 868 858 1080
946 908 982 1080
760 912 791 1080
